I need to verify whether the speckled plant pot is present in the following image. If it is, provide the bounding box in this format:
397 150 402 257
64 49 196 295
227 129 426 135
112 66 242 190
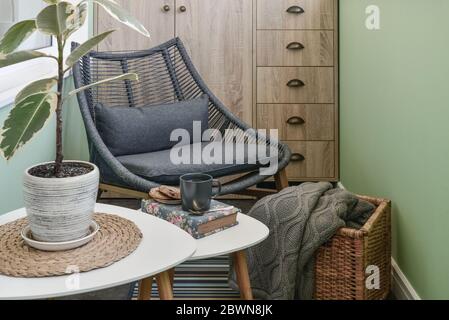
23 161 99 243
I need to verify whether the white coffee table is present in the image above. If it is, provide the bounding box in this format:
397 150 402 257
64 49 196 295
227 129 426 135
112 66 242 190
139 212 269 300
0 203 196 300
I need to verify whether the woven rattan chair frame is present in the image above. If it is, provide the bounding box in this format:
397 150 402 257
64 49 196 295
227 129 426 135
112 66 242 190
72 38 291 197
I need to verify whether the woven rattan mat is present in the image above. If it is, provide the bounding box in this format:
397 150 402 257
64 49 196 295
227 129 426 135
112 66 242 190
0 213 142 278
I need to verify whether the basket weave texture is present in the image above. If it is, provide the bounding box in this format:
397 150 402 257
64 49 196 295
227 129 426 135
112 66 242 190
0 213 142 278
314 196 391 300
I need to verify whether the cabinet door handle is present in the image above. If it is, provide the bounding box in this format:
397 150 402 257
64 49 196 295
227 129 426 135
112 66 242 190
290 153 305 162
286 116 305 125
163 5 170 12
286 42 305 50
179 5 187 12
286 6 305 14
287 79 305 88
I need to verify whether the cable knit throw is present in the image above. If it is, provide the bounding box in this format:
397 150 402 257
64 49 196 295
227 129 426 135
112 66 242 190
229 182 375 300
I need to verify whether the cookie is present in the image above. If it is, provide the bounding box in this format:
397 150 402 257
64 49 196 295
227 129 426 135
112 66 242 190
149 188 172 200
159 185 181 200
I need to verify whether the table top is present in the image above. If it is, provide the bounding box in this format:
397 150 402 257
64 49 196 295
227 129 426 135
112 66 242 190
0 203 196 300
137 208 269 261
191 213 269 260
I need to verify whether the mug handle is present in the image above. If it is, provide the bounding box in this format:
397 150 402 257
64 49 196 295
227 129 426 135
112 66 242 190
212 179 222 198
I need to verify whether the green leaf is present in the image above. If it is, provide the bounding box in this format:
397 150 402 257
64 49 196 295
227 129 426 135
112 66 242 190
16 77 58 104
87 0 150 37
64 2 88 38
0 51 52 68
0 92 57 160
66 30 114 67
69 73 138 96
0 20 37 55
36 1 75 36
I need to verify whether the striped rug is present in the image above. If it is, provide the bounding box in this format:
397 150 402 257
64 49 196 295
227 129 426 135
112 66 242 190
130 255 241 300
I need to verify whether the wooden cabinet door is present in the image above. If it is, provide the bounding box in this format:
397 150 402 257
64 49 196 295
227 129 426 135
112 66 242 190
176 0 253 125
96 0 175 51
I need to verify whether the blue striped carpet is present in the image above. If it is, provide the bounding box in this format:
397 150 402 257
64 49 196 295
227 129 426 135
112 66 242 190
130 255 241 300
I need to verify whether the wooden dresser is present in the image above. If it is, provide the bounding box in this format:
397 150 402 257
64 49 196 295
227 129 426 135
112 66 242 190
95 0 339 182
255 0 338 181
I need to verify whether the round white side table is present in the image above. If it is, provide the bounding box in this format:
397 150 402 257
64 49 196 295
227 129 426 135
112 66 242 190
0 203 196 300
139 212 269 300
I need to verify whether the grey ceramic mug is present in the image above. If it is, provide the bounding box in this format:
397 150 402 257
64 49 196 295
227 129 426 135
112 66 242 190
180 173 222 213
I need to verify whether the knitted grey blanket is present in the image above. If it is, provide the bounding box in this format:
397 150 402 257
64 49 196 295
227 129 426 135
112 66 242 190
229 182 375 300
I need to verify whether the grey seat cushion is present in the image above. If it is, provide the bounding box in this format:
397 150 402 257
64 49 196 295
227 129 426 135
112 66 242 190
95 95 209 156
117 141 278 184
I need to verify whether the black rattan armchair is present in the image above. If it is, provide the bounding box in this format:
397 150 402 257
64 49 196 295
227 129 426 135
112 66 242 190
72 38 291 198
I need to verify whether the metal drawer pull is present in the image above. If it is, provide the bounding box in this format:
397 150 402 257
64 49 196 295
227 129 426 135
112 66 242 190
286 42 305 50
287 79 305 88
179 5 187 12
291 153 305 162
286 116 305 125
286 6 305 14
163 5 170 12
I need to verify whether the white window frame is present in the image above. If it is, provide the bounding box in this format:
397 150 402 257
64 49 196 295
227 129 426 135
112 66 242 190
0 0 89 108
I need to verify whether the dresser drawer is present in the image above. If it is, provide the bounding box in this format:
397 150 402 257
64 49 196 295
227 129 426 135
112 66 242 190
257 0 334 30
257 104 334 140
257 31 333 67
284 141 335 179
257 67 334 103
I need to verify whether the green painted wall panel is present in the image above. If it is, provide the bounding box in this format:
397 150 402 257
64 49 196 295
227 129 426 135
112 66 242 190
0 105 56 214
340 0 449 299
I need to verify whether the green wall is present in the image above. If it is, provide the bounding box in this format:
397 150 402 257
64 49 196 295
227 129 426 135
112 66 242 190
0 106 56 214
62 80 89 162
340 0 449 299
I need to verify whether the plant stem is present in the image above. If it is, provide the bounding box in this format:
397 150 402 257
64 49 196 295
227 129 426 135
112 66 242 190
54 35 65 177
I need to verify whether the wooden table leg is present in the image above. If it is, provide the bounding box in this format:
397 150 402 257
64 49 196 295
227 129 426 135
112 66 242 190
168 268 175 286
232 250 253 300
156 270 174 300
138 277 153 300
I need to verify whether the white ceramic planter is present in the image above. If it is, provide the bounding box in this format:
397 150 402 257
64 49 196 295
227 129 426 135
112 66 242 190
23 161 99 242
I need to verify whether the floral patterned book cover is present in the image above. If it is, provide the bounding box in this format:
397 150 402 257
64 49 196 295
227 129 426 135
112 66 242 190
141 199 240 239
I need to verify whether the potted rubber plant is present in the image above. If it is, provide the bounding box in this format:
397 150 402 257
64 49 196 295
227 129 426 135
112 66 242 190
0 0 149 243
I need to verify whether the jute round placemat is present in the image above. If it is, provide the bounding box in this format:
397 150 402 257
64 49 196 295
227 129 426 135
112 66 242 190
0 213 142 278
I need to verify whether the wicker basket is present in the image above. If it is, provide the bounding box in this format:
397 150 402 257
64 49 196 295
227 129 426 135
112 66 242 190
314 195 391 300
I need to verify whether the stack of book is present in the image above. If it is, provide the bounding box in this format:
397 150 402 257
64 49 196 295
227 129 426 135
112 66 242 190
141 199 239 239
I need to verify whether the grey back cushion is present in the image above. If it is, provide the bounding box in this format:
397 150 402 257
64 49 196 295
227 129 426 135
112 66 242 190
95 95 209 156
